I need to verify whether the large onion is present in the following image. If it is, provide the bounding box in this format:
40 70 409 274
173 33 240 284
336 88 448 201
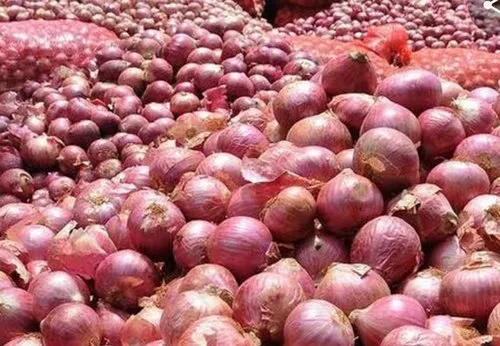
264 258 314 298
173 221 217 271
454 134 500 181
195 153 246 190
451 97 498 136
0 288 36 345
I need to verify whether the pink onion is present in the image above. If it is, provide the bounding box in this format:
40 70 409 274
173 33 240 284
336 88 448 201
47 118 70 142
20 135 63 170
353 128 420 193
179 263 238 301
350 216 422 285
0 169 34 202
7 225 54 260
173 221 216 271
451 98 498 136
317 169 384 236
375 69 442 115
195 153 246 190
284 299 355 346
233 272 305 342
105 213 132 250
57 146 89 177
427 161 491 211
193 64 225 92
29 271 90 321
207 216 279 281
399 268 444 315
454 134 500 181
216 123 269 158
264 259 314 298
381 326 451 346
427 315 484 346
40 303 102 346
96 302 128 346
328 93 376 132
349 295 427 346
121 305 162 346
95 250 161 310
439 79 465 107
337 149 354 170
295 231 348 280
3 333 43 346
0 288 36 344
112 166 152 189
428 236 468 273
160 290 232 345
315 263 390 316
470 87 499 105
0 146 22 174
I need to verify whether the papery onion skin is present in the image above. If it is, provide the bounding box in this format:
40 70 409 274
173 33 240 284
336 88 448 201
207 216 279 281
380 326 451 346
233 272 306 342
173 221 217 271
120 305 163 346
427 236 468 273
454 134 500 181
350 216 423 285
315 263 390 316
159 290 233 345
283 299 355 346
349 295 427 346
264 259 315 298
353 128 420 194
317 169 384 236
328 93 376 132
95 250 161 310
399 268 445 315
0 288 36 345
40 303 102 346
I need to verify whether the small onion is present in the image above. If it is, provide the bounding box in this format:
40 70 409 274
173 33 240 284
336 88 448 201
57 146 89 177
264 259 314 298
337 149 354 170
121 305 162 346
87 139 119 165
66 120 101 149
454 134 500 181
0 203 37 235
427 236 468 273
439 79 465 107
0 288 36 345
399 268 445 315
380 326 451 346
173 221 216 271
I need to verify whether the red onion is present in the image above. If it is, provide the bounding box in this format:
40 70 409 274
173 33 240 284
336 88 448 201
40 303 102 346
286 112 353 153
119 114 147 135
489 303 500 343
315 263 390 316
399 268 445 315
328 93 376 132
0 203 37 235
162 34 197 69
351 216 423 285
195 153 246 190
47 224 116 280
90 110 121 136
142 81 174 104
47 117 70 142
216 123 269 158
95 250 161 310
460 194 500 229
231 108 272 133
160 290 232 345
295 231 348 280
283 58 319 80
441 253 500 320
427 161 491 211
57 146 89 176
428 236 468 273
353 128 420 194
193 64 225 92
388 183 458 243
3 333 43 346
419 107 466 158
439 79 466 107
144 58 173 83
0 169 34 201
337 149 354 170
427 315 484 346
66 120 101 149
0 288 36 345
233 272 305 342
322 51 377 96
0 146 22 174
94 159 123 179
207 216 279 281
470 87 499 105
47 177 75 200
264 258 314 298
29 271 90 321
99 60 131 83
360 97 421 144
173 221 216 271
66 98 94 123
20 135 63 170
454 134 500 181
118 68 146 95
283 299 355 346
7 225 54 261
87 139 119 165
121 305 162 346
0 195 21 208
105 213 132 250
218 72 255 100
349 295 427 346
375 69 442 115
381 326 451 346
317 169 384 236
273 81 328 132
451 98 498 136
97 302 128 346
141 103 173 122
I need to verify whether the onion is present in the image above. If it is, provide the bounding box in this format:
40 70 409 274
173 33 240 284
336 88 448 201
0 203 37 236
454 134 500 181
162 34 197 69
441 252 500 320
57 146 89 177
273 81 328 132
489 303 500 343
350 216 423 285
360 97 421 144
87 139 119 165
283 58 319 80
66 120 101 149
439 79 465 107
29 271 90 321
233 272 305 342
105 213 132 250
0 195 21 208
284 299 355 346
143 58 173 83
216 123 269 158
0 271 15 289
353 128 420 194
40 303 102 346
160 290 232 345
127 199 186 261
328 93 376 132
141 103 173 122
47 224 117 280
337 149 354 170
375 69 442 115
322 51 377 97
451 98 498 136
286 112 353 153
96 302 128 346
470 87 499 105
264 259 314 298
295 231 348 280
419 107 466 158
95 250 161 310
427 161 491 211
142 81 174 104
7 225 54 260
387 183 458 243
427 315 484 346
0 146 22 174
428 236 468 273
381 326 451 346
349 295 427 346
0 169 34 201
0 288 36 345
218 72 255 101
90 110 121 136
193 64 225 92
315 263 390 316
3 334 43 346
47 118 70 142
121 305 162 346
47 177 75 200
317 169 384 236
207 216 279 281
112 166 152 189
20 135 63 170
195 153 246 190
173 221 216 271
399 268 444 315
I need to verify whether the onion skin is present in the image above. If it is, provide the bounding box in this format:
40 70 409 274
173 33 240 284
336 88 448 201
427 236 468 273
387 184 458 243
0 288 36 345
207 216 279 281
120 306 162 346
350 216 423 285
264 259 314 298
454 134 500 181
283 299 355 346
328 93 376 132
233 272 306 342
349 295 427 346
173 221 217 271
317 169 384 236
216 123 269 159
399 268 445 315
380 326 451 346
353 128 420 194
315 263 390 316
159 291 232 345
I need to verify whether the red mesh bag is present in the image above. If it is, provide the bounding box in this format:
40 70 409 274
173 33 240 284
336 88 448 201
236 0 265 16
363 24 412 65
0 20 118 90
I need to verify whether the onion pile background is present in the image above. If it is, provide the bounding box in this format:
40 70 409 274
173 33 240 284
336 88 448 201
0 0 500 345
